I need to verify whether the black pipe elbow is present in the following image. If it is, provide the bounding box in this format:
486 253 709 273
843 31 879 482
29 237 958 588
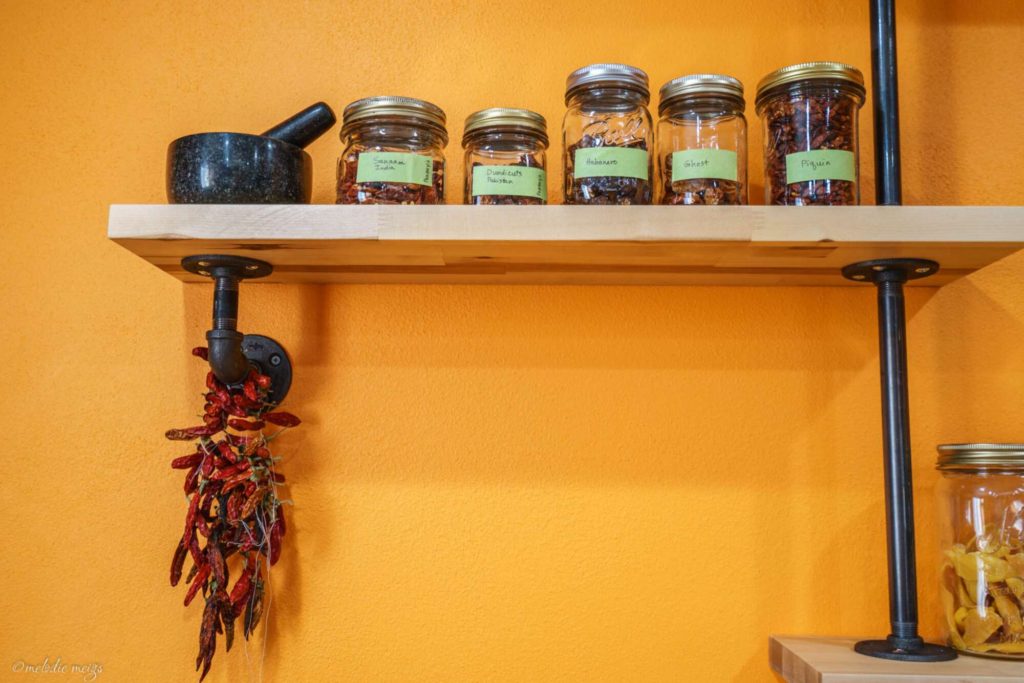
207 329 250 385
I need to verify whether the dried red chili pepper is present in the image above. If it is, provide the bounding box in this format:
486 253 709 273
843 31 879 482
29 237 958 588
229 565 253 607
197 599 217 681
208 545 226 588
192 347 209 361
238 487 267 520
269 519 283 565
170 537 188 587
228 418 264 431
211 461 251 481
219 600 235 653
172 453 202 469
166 425 219 441
184 563 211 607
264 412 301 427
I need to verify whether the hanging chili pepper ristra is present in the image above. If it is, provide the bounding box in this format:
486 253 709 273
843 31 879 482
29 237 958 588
165 255 298 680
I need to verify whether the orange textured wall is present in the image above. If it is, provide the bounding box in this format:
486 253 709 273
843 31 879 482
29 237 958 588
2 1 1024 681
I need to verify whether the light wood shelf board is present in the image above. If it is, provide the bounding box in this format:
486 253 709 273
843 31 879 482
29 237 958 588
108 205 1024 286
770 635 1024 682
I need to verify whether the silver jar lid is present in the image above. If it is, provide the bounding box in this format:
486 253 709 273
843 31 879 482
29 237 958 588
937 443 1024 471
341 96 448 143
658 74 744 114
565 63 649 104
462 108 549 147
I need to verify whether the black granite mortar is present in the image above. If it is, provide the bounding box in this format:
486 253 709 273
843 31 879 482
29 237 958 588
167 102 336 204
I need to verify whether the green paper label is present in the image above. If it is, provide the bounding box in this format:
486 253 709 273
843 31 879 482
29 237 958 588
356 152 433 186
785 150 856 183
471 165 547 200
671 149 737 182
574 147 649 180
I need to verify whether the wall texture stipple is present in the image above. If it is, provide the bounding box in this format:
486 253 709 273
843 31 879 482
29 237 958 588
1 1 1024 681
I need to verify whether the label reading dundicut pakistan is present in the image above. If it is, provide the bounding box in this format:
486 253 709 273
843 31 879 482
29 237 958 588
471 166 547 200
356 152 433 186
785 150 856 184
574 147 649 180
671 149 738 182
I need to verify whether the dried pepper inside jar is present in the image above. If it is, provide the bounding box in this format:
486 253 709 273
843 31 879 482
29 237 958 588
936 444 1024 659
463 108 548 205
336 96 447 204
563 63 653 205
657 74 747 205
755 62 865 205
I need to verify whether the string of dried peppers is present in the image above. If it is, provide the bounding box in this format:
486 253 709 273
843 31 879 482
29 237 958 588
166 347 300 680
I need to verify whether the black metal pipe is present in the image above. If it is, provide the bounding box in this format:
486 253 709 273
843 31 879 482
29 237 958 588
844 258 955 662
875 272 917 641
206 266 249 385
871 0 902 205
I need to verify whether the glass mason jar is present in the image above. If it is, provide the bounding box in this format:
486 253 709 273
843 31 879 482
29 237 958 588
657 74 747 205
336 96 447 204
462 108 548 205
563 63 653 205
755 62 865 206
936 443 1024 659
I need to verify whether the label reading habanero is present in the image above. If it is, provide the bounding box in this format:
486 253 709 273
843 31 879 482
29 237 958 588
671 149 737 182
574 147 649 180
785 150 856 184
356 152 433 186
471 165 547 200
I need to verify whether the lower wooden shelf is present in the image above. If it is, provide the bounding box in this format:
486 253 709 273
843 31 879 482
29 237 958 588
770 635 1023 682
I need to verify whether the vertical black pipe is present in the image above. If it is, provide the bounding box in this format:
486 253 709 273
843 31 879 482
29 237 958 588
844 257 954 663
212 272 240 331
876 273 917 642
871 0 902 205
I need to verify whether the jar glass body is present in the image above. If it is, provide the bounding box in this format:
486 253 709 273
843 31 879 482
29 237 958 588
657 97 747 205
757 81 862 205
563 88 653 205
463 130 547 205
336 118 446 204
937 468 1024 658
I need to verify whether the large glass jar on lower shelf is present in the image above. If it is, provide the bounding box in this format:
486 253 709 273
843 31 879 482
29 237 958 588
336 96 447 204
937 443 1024 659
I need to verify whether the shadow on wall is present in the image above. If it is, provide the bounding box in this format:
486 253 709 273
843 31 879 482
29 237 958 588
173 281 944 489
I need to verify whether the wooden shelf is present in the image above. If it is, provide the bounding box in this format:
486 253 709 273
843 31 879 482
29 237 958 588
107 205 1024 286
770 636 1023 682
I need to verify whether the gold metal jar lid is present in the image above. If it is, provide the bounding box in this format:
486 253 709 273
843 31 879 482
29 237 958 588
755 61 866 107
341 96 448 143
937 443 1024 471
658 74 744 114
565 63 649 104
462 108 549 147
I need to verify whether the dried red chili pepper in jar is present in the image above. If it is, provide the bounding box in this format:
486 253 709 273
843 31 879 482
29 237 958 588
656 74 747 205
756 62 866 206
563 64 653 205
336 96 447 205
463 108 549 205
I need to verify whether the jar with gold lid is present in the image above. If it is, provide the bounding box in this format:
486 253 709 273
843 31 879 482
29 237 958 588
336 96 447 204
937 443 1024 658
755 62 866 205
462 108 549 205
657 74 747 205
